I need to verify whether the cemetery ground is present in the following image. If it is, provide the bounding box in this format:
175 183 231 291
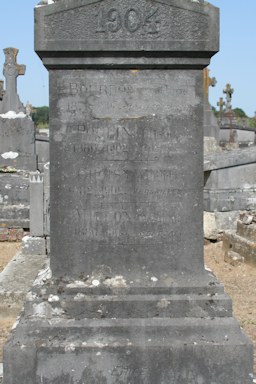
0 241 255 372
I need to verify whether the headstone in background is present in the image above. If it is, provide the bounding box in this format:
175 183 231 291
0 48 37 233
0 47 25 115
4 1 253 383
203 67 220 142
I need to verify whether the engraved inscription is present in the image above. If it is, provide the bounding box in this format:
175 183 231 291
45 0 209 42
52 70 201 249
96 7 160 34
56 71 196 120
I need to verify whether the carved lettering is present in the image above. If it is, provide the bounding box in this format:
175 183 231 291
96 7 160 34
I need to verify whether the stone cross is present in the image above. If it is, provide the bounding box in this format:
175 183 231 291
203 67 217 101
217 97 225 112
223 83 234 111
217 96 225 121
0 47 26 114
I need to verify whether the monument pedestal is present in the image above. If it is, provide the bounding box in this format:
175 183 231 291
4 271 253 383
4 0 253 383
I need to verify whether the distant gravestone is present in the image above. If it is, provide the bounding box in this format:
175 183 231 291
0 48 37 230
203 67 220 141
4 1 253 383
0 47 37 171
0 47 25 114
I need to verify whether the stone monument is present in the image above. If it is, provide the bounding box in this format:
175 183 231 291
203 67 220 142
0 47 37 171
4 1 253 383
0 47 26 115
0 48 37 232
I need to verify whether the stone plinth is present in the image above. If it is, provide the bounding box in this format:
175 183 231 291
4 1 253 383
223 219 256 266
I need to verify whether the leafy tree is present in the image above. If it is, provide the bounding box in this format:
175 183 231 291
232 108 247 119
32 106 49 128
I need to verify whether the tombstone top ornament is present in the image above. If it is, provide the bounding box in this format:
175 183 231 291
223 83 234 111
0 47 26 114
35 0 219 69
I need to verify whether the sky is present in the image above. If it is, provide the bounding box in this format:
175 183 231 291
0 0 256 116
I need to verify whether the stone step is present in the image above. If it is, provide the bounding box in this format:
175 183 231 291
4 317 253 384
0 251 47 317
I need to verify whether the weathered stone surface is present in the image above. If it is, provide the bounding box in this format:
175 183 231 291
0 117 37 171
237 219 256 242
0 252 47 318
0 173 30 228
204 146 256 172
224 250 244 266
22 236 47 255
29 173 44 237
35 0 219 68
223 230 256 266
220 128 255 148
0 173 29 206
35 134 49 172
203 136 222 155
4 1 254 383
203 211 218 240
0 48 25 114
50 68 205 279
203 210 240 240
204 162 256 211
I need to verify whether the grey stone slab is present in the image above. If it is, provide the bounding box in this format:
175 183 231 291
0 173 29 205
204 162 256 211
204 100 220 141
35 134 49 172
35 0 219 69
29 173 44 236
0 155 38 172
50 69 205 279
223 230 256 267
0 251 47 318
204 189 256 212
0 115 37 171
204 210 240 240
237 220 256 242
4 316 253 384
0 117 35 157
220 128 255 146
43 162 50 236
0 205 29 229
204 146 256 171
4 1 254 383
22 236 47 256
0 171 30 227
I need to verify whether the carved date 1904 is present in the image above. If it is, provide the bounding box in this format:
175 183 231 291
96 7 160 34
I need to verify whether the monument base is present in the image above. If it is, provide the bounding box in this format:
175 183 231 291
4 269 254 384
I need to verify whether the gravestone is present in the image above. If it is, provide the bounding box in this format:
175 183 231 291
4 1 253 383
0 48 37 171
203 67 220 142
0 47 25 115
0 48 37 231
